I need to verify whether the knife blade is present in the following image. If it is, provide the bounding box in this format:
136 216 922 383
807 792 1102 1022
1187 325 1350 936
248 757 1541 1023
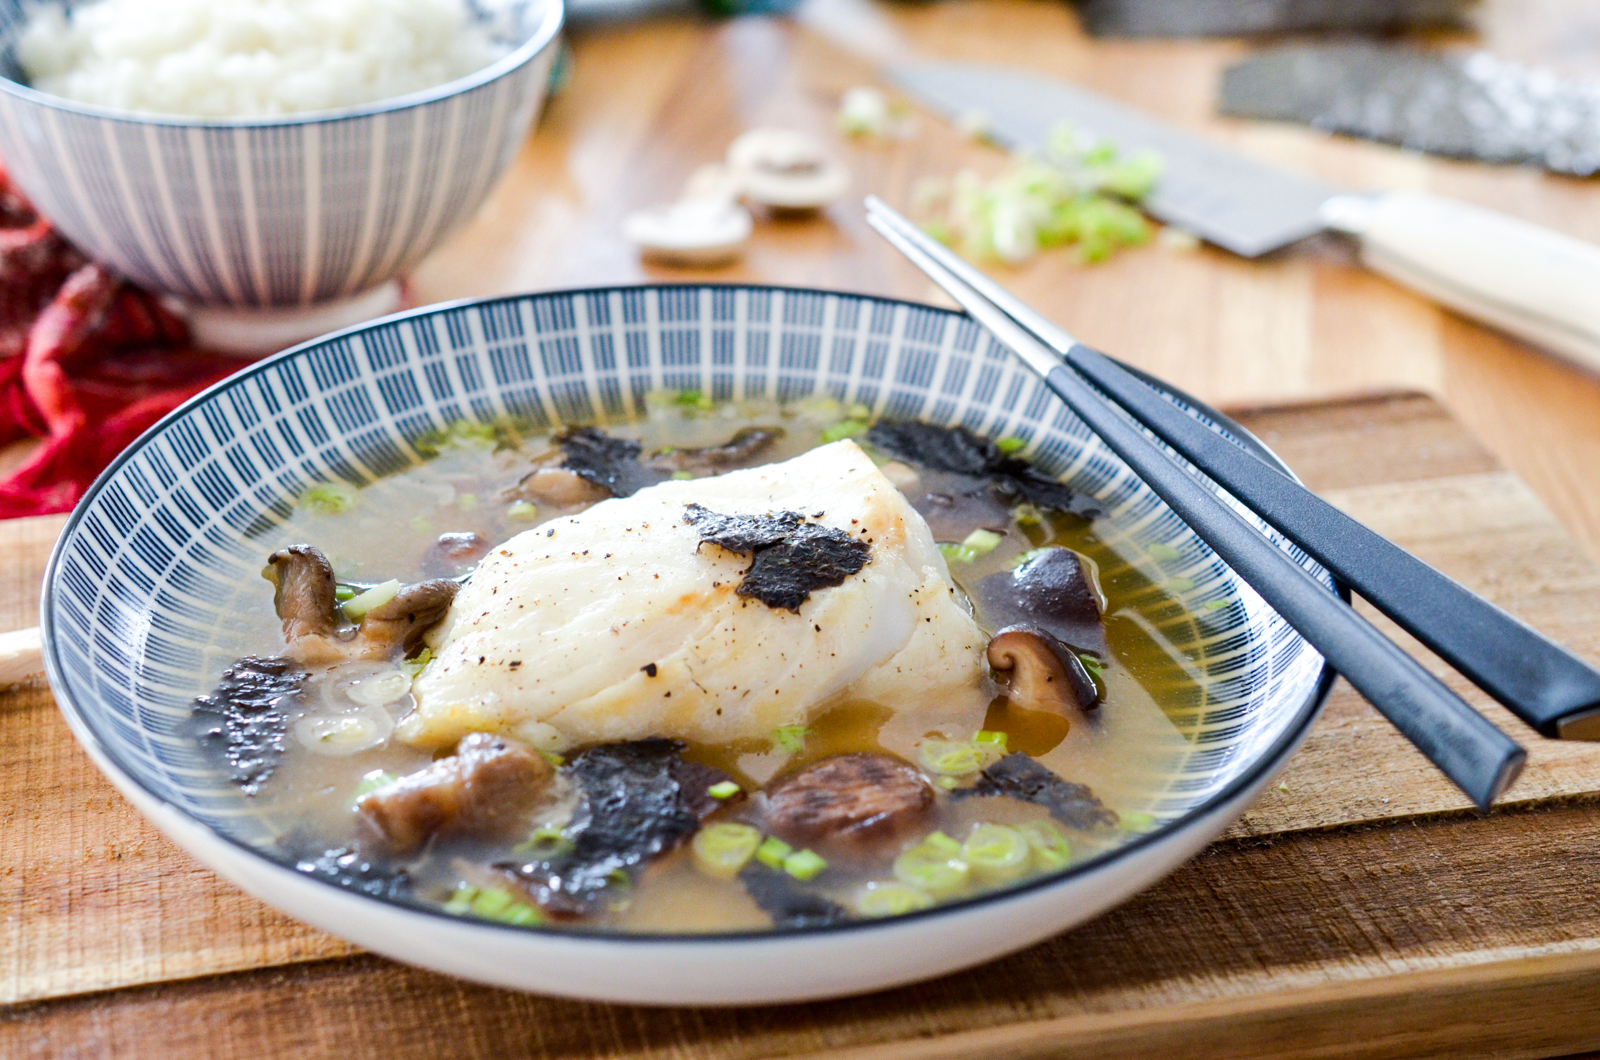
891 61 1335 258
888 60 1600 374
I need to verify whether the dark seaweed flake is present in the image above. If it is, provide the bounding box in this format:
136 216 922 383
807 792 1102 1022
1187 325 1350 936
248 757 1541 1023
191 656 304 795
956 752 1118 831
684 505 870 613
865 420 1099 520
738 864 852 929
557 426 669 498
502 739 726 916
293 845 412 902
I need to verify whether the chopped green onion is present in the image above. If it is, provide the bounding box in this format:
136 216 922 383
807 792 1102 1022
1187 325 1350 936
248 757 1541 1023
456 492 480 512
1016 820 1072 872
855 881 934 918
674 389 714 410
691 822 763 880
1010 546 1061 569
515 824 573 858
409 515 433 535
848 402 872 420
536 749 565 768
349 769 397 809
962 823 1031 887
508 500 539 521
923 830 961 857
334 585 356 602
300 482 358 515
960 528 1004 556
708 780 742 800
772 725 809 754
1204 599 1229 612
402 647 433 681
1165 576 1195 593
342 579 401 621
671 471 694 481
917 739 985 777
783 848 828 882
821 419 869 444
974 730 1008 751
995 436 1027 455
1147 542 1182 562
893 839 969 899
1011 502 1043 526
937 775 962 790
443 885 543 926
1077 653 1104 681
938 542 978 565
755 835 793 870
1120 810 1157 833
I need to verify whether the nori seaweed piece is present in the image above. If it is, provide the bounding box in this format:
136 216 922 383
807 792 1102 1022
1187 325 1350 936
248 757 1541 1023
292 845 412 902
867 420 999 477
502 739 724 916
191 655 305 796
1074 0 1471 38
1220 44 1600 177
738 863 853 929
955 752 1119 831
865 420 1100 520
556 426 669 498
683 504 804 553
683 504 871 614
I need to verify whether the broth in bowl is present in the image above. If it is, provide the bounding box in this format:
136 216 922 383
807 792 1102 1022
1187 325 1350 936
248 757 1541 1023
190 393 1207 934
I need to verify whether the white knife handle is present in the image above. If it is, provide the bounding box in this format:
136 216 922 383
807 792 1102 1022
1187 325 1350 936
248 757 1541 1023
0 626 43 689
1323 192 1600 374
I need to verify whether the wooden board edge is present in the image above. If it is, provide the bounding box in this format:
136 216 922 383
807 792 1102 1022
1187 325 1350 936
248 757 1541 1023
773 949 1600 1060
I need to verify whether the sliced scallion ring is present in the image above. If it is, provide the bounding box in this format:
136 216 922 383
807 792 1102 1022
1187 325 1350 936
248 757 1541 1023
1016 819 1072 872
961 823 1031 887
691 822 763 881
855 881 935 918
893 840 969 899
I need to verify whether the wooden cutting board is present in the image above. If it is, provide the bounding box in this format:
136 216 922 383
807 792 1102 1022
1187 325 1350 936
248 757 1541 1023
5 392 1600 1060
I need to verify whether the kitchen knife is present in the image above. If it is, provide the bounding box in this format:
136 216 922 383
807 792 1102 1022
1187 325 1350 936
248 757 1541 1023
890 61 1600 374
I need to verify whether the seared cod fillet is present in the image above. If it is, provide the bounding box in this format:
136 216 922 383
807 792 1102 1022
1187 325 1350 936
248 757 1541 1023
400 441 985 749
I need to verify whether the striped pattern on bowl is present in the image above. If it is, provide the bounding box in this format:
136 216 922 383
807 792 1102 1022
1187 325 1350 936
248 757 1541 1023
45 285 1334 887
0 0 562 307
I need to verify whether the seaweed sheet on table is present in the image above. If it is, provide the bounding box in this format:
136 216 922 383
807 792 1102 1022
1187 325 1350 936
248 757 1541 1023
1220 43 1600 176
1073 0 1473 38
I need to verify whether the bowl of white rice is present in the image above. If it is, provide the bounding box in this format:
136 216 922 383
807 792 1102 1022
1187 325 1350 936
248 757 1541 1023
0 0 563 348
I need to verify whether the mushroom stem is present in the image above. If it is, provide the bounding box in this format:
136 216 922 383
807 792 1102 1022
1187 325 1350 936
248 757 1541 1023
986 625 1100 714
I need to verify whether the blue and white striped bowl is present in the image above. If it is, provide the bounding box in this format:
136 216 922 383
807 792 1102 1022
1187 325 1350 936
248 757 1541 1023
43 285 1337 1004
0 0 562 307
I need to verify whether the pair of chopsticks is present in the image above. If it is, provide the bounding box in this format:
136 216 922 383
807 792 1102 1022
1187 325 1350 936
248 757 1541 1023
867 195 1600 811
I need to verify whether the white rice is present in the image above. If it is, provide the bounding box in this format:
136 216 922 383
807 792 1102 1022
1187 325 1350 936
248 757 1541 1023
16 0 514 118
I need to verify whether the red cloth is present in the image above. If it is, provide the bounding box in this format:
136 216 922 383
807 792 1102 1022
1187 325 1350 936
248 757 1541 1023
0 174 251 518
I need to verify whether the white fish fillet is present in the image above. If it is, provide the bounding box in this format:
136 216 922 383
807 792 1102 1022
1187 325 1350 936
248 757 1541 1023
400 441 986 750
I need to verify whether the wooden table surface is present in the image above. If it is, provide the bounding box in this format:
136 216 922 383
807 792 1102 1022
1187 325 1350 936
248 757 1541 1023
10 0 1600 1056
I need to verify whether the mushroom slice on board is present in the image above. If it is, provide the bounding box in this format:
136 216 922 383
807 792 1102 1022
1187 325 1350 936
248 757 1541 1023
727 128 850 211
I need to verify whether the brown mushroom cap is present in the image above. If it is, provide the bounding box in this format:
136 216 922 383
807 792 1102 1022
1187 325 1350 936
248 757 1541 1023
645 426 784 474
509 466 613 506
263 545 343 645
262 544 459 665
987 625 1101 714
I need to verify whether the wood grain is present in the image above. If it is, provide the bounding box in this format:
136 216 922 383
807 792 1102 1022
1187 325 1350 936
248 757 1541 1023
10 0 1600 1053
414 0 1600 561
8 800 1600 1060
7 393 1600 1041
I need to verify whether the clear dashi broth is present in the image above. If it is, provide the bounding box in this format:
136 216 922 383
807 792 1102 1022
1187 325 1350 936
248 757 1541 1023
193 394 1213 934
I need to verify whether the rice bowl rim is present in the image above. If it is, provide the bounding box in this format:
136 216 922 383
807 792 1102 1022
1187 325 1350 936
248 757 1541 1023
0 0 565 128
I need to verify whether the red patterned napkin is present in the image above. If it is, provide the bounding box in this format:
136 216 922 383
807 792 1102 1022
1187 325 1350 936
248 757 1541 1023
0 170 253 518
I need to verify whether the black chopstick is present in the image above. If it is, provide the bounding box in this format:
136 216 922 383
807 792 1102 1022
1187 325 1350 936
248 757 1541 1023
865 196 1526 810
866 196 1600 743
